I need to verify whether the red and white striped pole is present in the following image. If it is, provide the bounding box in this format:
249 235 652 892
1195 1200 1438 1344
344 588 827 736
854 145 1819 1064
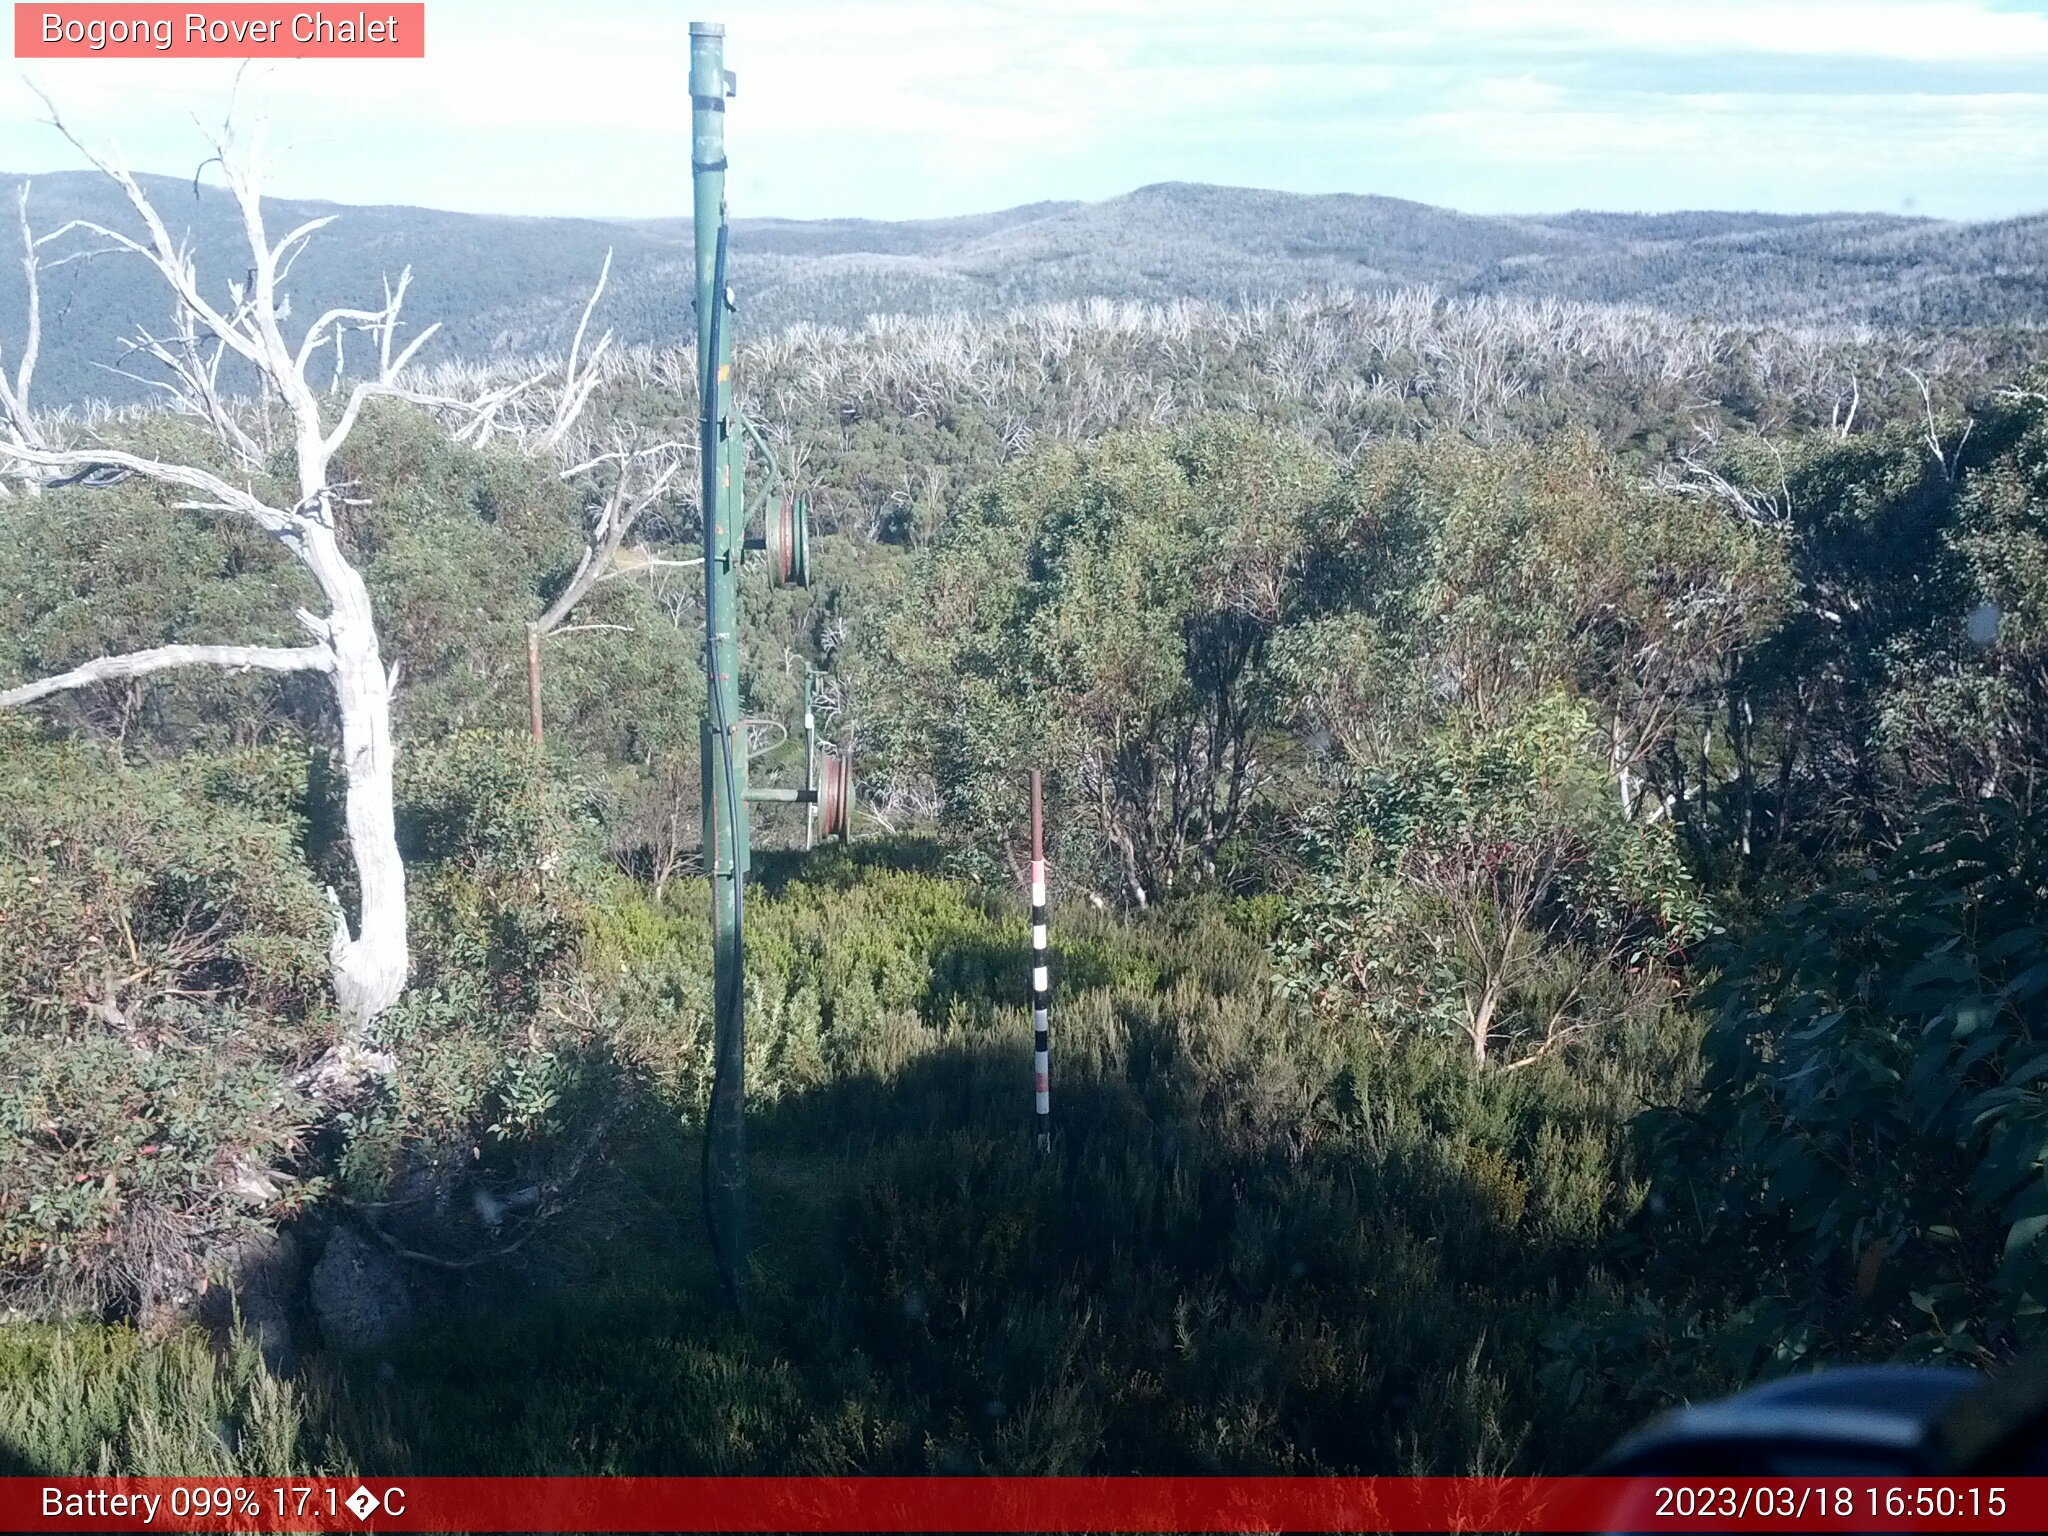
1029 770 1052 1151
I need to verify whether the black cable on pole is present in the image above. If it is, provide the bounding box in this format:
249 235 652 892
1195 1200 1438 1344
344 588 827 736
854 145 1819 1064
700 217 748 1312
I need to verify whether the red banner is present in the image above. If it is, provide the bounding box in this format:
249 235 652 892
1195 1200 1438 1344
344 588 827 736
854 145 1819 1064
13 5 426 58
4 1476 2048 1532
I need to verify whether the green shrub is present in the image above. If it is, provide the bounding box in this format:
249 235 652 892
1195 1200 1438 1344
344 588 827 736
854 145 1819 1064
1271 698 1707 1068
335 732 624 1210
0 1322 340 1476
1651 791 2048 1371
0 731 330 1312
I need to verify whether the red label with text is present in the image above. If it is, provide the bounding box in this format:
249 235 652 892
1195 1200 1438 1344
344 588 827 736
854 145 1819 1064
14 5 425 58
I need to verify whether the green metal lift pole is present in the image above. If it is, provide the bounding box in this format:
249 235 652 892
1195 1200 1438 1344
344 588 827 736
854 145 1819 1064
692 19 748 1312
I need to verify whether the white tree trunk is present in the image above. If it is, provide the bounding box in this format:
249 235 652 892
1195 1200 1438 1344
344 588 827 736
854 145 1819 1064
319 549 408 1034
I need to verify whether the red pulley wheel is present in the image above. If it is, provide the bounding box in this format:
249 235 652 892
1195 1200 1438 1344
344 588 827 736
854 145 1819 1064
766 495 796 587
817 750 853 843
765 494 811 588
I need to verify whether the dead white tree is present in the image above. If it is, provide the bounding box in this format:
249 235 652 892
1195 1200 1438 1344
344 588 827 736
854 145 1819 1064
0 185 43 459
499 249 701 745
1830 371 1861 439
541 248 613 455
1654 427 1795 529
527 437 691 744
0 180 91 482
1905 365 1973 483
0 102 479 1043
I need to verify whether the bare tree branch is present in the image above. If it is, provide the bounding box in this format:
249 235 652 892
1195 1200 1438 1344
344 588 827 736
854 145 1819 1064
595 552 702 580
523 435 685 744
1655 429 1793 528
0 642 331 708
540 248 613 451
29 88 270 373
535 445 685 636
0 182 52 470
1904 365 1973 483
0 439 296 532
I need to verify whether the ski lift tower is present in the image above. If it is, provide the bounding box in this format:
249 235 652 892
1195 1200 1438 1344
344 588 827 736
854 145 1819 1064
691 21 852 1312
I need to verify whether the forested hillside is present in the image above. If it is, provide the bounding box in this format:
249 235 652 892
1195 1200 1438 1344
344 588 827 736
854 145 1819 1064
3 170 2044 406
3 160 2048 1479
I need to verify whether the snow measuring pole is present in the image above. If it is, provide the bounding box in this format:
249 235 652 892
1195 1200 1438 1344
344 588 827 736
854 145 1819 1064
691 21 852 1311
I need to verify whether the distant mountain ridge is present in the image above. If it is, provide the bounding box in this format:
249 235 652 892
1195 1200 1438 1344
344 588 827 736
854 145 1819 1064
1 172 2041 405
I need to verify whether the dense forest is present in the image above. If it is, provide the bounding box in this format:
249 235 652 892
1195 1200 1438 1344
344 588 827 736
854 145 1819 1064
2 154 2048 1481
5 170 2046 406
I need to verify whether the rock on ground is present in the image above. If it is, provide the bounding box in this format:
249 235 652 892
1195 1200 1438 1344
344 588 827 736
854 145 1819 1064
309 1225 413 1351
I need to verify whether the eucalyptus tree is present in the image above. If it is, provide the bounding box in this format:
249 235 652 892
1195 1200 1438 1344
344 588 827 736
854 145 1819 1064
859 418 1336 904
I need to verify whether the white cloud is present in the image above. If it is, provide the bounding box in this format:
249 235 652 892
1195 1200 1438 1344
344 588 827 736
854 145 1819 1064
1434 0 2048 62
0 0 2044 218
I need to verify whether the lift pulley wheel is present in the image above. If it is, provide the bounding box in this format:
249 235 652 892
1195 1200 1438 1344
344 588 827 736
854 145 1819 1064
817 749 853 844
765 492 811 589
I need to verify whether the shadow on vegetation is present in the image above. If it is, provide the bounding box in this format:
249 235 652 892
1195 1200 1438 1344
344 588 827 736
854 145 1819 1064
746 833 953 898
259 1011 1647 1479
0 1436 41 1476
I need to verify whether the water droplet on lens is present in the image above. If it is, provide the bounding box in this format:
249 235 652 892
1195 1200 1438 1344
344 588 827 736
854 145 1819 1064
1969 601 2002 647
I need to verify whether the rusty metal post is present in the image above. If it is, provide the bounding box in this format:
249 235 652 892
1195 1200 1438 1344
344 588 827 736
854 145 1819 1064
526 624 544 746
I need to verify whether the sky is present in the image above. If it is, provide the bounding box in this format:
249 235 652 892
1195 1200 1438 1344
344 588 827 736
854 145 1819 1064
4 0 2048 222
